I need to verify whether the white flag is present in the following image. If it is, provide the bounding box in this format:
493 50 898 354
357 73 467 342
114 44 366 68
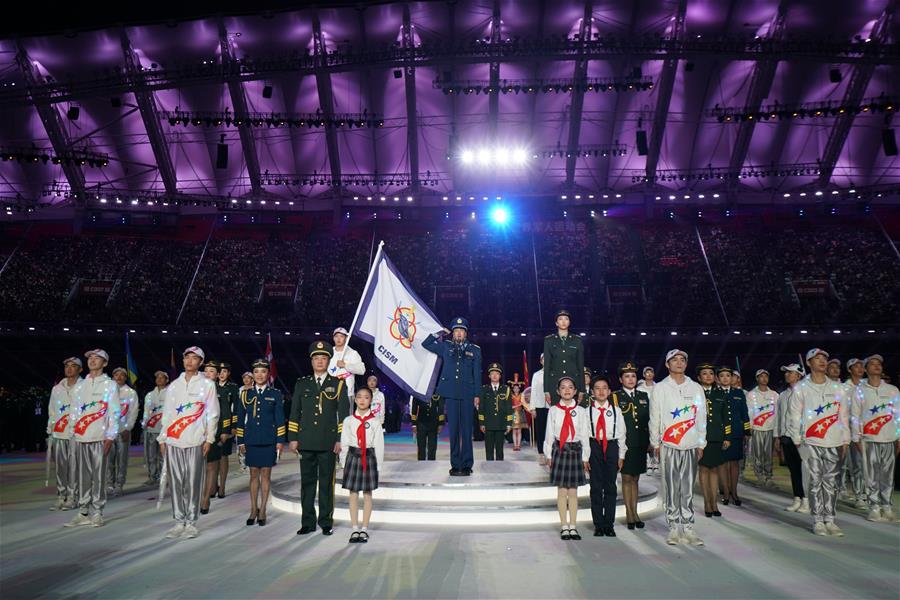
351 243 442 400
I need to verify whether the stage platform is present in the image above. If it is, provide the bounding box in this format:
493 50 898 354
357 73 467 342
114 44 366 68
272 458 659 526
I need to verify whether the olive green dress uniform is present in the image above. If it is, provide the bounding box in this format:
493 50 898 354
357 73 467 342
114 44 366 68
288 341 350 532
412 395 445 461
207 371 233 464
542 326 585 405
217 378 240 457
612 362 651 476
478 365 513 461
699 385 733 468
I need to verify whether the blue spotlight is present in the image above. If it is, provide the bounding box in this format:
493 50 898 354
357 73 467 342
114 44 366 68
490 205 509 225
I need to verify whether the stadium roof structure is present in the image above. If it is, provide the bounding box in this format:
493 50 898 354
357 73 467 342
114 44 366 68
0 0 898 215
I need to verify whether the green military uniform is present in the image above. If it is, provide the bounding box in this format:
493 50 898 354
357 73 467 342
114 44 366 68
696 363 733 469
612 361 651 476
478 364 512 461
288 341 350 532
412 394 445 461
542 312 585 405
217 376 240 457
203 361 233 463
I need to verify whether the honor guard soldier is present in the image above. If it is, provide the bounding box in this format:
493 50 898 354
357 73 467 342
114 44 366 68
423 317 482 476
612 361 651 530
289 341 350 536
478 363 512 461
47 357 83 511
543 309 585 406
236 359 286 526
412 394 445 461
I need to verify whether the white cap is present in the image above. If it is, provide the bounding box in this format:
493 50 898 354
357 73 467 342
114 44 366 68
665 349 687 363
755 369 769 378
733 370 741 378
864 354 884 367
112 367 128 376
805 348 829 362
242 371 252 379
63 356 82 368
827 357 841 366
846 358 862 369
643 366 655 375
183 346 205 361
153 370 169 380
781 364 804 375
333 327 349 336
84 348 109 362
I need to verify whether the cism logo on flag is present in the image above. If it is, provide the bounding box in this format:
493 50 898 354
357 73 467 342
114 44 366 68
389 306 418 349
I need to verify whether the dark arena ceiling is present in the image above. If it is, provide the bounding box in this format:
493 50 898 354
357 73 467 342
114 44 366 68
0 0 898 216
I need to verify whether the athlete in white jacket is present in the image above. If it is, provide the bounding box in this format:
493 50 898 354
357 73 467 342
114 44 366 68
141 371 169 485
47 357 83 510
108 368 139 495
330 327 366 403
747 370 779 487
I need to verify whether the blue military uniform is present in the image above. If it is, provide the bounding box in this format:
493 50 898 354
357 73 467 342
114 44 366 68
422 317 482 475
235 381 286 468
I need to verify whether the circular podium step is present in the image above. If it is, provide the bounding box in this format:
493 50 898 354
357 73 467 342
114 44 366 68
272 459 659 527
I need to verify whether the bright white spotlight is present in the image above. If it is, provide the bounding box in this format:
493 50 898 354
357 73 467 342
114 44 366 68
460 150 474 164
494 147 510 164
512 148 528 165
476 148 491 165
490 206 509 225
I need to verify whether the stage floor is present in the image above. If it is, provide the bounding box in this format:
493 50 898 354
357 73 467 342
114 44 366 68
1 433 898 599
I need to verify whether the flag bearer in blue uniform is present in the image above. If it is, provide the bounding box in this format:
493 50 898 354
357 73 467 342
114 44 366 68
236 359 285 526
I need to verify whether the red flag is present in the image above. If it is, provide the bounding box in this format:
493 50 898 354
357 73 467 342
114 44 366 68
522 350 530 386
266 333 278 385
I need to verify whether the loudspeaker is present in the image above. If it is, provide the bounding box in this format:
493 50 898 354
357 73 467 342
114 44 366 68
66 106 80 120
636 130 648 156
216 142 228 169
829 68 842 83
110 97 121 108
262 85 273 99
393 69 403 79
883 128 898 156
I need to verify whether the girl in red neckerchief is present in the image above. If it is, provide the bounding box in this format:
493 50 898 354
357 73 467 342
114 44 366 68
544 376 591 541
339 387 384 544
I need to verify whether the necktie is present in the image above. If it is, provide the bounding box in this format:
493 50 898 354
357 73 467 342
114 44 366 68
354 412 375 472
493 385 498 392
559 404 576 447
596 403 608 456
258 388 264 395
317 377 323 388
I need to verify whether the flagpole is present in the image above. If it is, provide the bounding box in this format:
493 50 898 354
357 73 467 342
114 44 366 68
344 240 385 350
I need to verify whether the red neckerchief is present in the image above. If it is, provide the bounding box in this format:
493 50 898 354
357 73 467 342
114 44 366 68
559 402 576 447
594 401 608 455
354 412 375 472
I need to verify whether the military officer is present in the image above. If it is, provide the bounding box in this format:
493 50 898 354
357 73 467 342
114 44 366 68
612 361 651 530
200 360 232 515
423 317 482 477
411 393 444 461
543 309 585 406
288 341 350 536
478 363 512 461
214 362 240 499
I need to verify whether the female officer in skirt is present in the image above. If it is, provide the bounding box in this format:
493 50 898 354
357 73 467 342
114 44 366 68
235 359 285 526
200 360 232 515
340 387 385 543
611 362 651 530
718 366 749 506
696 363 732 518
544 375 591 540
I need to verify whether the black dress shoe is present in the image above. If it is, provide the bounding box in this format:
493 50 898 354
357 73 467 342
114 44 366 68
627 522 635 530
635 521 645 529
258 517 267 526
733 497 742 506
200 507 209 515
216 493 226 499
462 468 472 476
449 468 462 476
297 526 315 535
712 511 722 517
321 527 334 536
705 512 713 518
246 512 258 526
721 498 730 505
604 528 616 537
594 528 604 537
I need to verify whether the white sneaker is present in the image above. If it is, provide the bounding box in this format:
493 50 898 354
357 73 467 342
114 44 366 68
785 497 802 512
64 513 92 528
50 497 65 511
824 522 844 537
797 498 810 514
682 527 704 546
91 514 104 527
854 498 868 510
866 509 883 522
182 524 198 539
165 523 185 539
812 522 828 536
666 528 680 545
881 508 898 522
61 499 76 511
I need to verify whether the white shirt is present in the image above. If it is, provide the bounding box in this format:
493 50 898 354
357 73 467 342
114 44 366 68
648 375 707 450
787 376 850 448
529 369 546 408
339 409 385 468
747 386 779 432
544 400 591 462
71 373 120 443
328 345 366 398
370 389 386 425
589 399 628 460
852 380 900 443
156 372 220 448
117 385 140 432
142 387 167 434
47 377 83 439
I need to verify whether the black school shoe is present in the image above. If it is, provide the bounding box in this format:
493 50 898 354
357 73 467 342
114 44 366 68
561 528 572 540
349 532 361 544
627 522 635 530
297 526 315 535
594 528 604 537
449 468 462 476
569 528 582 540
321 527 334 536
635 521 645 529
604 527 616 537
461 468 473 476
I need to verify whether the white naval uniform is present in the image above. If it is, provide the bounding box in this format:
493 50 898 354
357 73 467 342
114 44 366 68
141 386 167 482
787 377 850 524
851 380 900 511
108 384 139 490
47 377 82 501
649 376 707 530
157 373 219 526
328 344 366 404
747 386 779 482
71 373 120 517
